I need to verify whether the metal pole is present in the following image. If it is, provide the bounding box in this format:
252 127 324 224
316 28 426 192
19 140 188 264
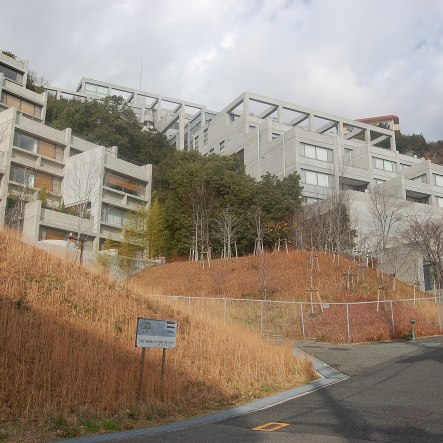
390 300 395 336
346 303 351 343
160 348 166 395
300 303 305 340
260 301 264 337
137 347 146 403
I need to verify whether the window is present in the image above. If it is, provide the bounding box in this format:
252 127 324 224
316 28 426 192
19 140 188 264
0 63 24 83
219 140 225 154
194 135 199 149
209 148 214 154
400 163 410 170
102 206 125 226
39 227 68 241
373 157 396 172
302 144 333 162
1 92 42 118
434 174 443 187
203 128 208 144
104 172 144 197
306 197 320 204
373 178 386 185
84 82 108 99
437 197 443 208
13 131 64 160
272 133 281 140
302 169 331 187
9 164 61 193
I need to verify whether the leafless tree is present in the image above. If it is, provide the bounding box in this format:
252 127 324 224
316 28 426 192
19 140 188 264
253 207 265 255
368 188 409 286
5 166 36 229
401 213 443 291
62 159 103 264
214 205 239 258
184 182 214 265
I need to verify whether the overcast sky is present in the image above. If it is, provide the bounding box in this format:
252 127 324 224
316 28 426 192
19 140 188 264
2 0 443 141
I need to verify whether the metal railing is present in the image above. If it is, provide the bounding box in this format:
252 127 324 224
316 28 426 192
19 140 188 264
147 295 443 343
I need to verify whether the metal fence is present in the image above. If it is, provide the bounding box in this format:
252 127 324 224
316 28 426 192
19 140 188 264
147 295 443 343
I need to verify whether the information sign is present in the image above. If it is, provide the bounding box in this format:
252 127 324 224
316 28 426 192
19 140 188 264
135 317 177 348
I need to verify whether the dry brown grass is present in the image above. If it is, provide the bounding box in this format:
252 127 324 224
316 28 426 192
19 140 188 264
0 228 315 442
132 250 420 302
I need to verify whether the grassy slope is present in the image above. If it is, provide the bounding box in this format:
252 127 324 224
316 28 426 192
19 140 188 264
132 249 417 301
0 229 315 442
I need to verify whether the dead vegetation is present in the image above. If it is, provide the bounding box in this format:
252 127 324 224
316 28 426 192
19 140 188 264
0 228 315 442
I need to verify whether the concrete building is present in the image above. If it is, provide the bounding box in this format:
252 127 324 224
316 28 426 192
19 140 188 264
0 53 152 255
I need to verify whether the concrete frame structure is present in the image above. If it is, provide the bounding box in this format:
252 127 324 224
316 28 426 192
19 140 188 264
57 77 443 290
0 54 152 253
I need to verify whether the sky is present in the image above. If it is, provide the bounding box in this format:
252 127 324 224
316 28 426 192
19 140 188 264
1 0 443 141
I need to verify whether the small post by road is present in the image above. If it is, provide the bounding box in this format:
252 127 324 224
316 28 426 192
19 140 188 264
135 317 177 403
137 347 146 403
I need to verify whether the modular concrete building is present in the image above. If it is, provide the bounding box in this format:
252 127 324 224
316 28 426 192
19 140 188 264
0 53 152 255
47 76 443 290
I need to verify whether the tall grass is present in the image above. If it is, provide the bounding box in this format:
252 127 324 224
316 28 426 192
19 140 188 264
133 250 419 302
0 229 315 441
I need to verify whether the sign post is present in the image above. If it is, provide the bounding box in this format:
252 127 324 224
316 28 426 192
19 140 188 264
135 318 177 402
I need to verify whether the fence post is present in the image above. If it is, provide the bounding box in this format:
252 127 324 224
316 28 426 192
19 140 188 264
188 297 191 315
390 300 395 336
260 301 264 337
346 303 351 343
300 303 305 340
436 297 442 334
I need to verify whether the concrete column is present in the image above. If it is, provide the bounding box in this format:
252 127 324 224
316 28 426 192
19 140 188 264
178 109 185 150
23 199 42 244
277 105 283 123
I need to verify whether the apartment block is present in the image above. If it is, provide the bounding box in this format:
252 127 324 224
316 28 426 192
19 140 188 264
0 53 152 254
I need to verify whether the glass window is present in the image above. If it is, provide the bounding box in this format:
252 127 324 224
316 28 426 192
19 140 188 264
10 164 34 186
373 157 396 172
437 197 443 208
204 128 208 144
1 92 41 118
103 206 125 226
39 227 68 241
219 140 225 153
435 175 443 187
302 144 332 162
303 169 331 187
104 172 144 197
14 131 64 160
194 135 199 149
14 131 37 152
0 63 23 83
85 82 108 99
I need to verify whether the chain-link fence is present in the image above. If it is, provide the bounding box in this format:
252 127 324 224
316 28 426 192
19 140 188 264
148 295 443 343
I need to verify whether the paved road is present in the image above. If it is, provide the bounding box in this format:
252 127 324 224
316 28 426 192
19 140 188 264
62 337 443 443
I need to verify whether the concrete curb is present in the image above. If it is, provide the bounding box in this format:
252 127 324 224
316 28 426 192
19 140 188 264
56 349 347 442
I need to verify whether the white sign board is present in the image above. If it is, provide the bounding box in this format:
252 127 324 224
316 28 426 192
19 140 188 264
135 317 177 348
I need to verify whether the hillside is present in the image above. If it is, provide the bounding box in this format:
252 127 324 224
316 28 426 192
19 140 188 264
132 249 416 302
0 228 315 442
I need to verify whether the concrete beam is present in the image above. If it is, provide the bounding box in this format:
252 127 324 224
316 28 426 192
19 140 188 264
370 134 389 146
289 113 310 126
258 104 278 119
316 120 338 134
345 128 365 140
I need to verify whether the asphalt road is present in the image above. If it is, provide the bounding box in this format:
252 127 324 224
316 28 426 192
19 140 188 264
61 337 443 443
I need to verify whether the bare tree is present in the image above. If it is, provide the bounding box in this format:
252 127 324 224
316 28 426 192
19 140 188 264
368 188 409 286
62 157 103 264
184 182 214 265
5 166 35 229
214 205 239 259
401 213 443 291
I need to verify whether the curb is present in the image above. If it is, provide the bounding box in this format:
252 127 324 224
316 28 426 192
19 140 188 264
56 349 347 442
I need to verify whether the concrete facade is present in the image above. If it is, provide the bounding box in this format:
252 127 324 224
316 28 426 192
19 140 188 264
0 53 152 253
